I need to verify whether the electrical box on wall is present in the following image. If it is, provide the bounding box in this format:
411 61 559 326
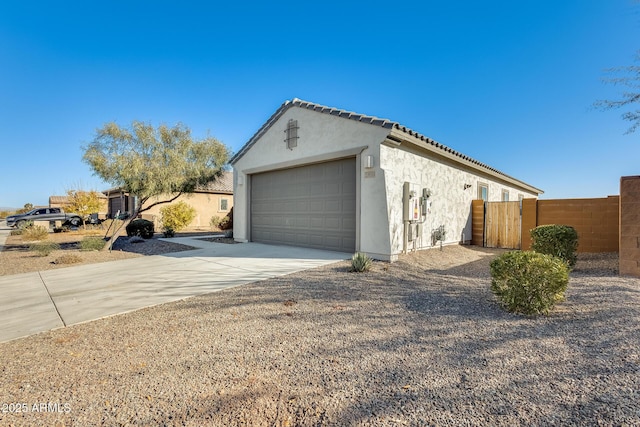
403 182 430 223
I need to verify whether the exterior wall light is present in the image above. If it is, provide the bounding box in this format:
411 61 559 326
365 155 375 169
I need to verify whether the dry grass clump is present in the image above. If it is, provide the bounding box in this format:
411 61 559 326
54 254 82 264
22 225 49 242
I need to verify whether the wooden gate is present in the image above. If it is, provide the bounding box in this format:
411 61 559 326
472 201 521 249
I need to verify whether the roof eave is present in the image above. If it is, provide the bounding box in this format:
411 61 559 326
387 128 544 195
230 99 296 165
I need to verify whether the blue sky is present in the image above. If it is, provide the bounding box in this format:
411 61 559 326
1 1 638 208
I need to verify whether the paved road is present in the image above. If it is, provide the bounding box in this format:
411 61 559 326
0 236 348 343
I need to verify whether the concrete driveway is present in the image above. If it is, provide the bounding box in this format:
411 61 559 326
0 233 348 343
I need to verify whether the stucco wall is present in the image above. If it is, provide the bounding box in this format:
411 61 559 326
232 106 391 251
142 192 233 229
380 144 538 258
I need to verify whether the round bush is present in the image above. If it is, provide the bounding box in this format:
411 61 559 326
125 219 155 239
160 201 196 233
490 251 569 315
530 224 579 267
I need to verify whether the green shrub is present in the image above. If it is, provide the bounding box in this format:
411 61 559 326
160 201 196 233
530 224 579 267
350 252 372 272
163 227 175 238
126 219 155 239
29 241 60 257
210 215 222 229
221 207 233 230
211 208 234 231
22 225 49 242
490 251 569 315
17 220 34 230
80 236 105 251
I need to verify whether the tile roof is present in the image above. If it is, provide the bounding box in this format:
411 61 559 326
102 171 234 195
196 170 233 194
230 98 542 194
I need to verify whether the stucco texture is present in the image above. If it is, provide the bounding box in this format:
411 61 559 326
380 144 537 257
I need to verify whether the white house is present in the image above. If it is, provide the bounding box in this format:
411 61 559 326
230 98 542 261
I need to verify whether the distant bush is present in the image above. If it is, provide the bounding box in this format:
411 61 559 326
29 241 60 257
17 220 34 230
222 208 233 230
490 251 569 316
80 236 105 251
210 215 222 229
126 219 154 239
350 252 372 273
160 201 196 233
530 224 579 268
163 227 175 238
54 254 82 264
211 208 233 231
22 225 49 242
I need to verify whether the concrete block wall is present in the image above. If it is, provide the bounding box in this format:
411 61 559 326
520 198 538 251
521 197 619 253
620 176 640 277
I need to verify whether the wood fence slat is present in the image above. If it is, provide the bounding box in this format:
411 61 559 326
485 201 521 249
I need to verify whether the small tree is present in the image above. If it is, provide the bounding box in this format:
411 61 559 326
160 201 196 234
82 121 229 249
65 189 103 228
16 203 34 214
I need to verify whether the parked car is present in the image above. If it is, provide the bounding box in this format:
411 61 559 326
6 207 83 228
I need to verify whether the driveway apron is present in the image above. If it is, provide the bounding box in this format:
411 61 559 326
0 238 348 343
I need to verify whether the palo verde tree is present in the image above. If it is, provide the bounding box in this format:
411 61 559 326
595 55 640 134
83 121 229 248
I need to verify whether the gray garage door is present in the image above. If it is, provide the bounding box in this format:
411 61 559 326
251 158 356 252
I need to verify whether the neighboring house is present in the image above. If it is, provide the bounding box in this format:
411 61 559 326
103 171 234 229
49 194 108 215
230 98 543 261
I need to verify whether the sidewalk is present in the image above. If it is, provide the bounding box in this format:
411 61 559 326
0 236 348 343
0 220 9 251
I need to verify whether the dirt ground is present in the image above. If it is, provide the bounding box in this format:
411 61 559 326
0 229 216 276
0 247 634 426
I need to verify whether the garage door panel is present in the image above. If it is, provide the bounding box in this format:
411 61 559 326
251 158 356 253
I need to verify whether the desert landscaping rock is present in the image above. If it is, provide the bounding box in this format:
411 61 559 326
0 246 638 426
0 233 197 276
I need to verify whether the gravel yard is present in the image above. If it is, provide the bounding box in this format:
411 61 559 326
0 246 638 426
0 233 198 276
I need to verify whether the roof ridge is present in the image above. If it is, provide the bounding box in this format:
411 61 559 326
228 98 542 193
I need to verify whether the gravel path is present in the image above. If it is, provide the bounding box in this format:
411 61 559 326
0 246 638 426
